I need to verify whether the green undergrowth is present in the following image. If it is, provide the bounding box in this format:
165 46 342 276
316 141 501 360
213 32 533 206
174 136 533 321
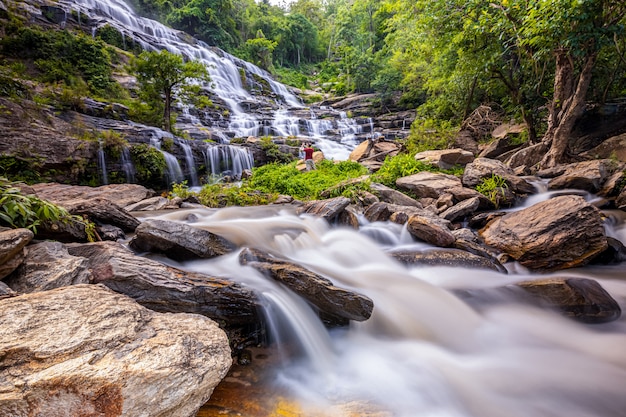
475 174 508 208
171 159 369 207
370 154 464 189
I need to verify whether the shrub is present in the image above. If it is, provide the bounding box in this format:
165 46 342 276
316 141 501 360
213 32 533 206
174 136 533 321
0 177 95 239
475 174 508 208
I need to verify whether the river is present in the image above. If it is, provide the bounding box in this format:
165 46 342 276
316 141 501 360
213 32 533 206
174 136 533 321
137 192 626 417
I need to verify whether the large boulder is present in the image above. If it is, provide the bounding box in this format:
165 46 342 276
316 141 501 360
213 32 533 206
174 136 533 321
129 219 235 261
516 277 621 323
66 241 262 342
4 241 91 293
63 197 141 232
369 182 422 207
239 248 373 323
0 228 33 280
0 284 231 417
480 195 608 271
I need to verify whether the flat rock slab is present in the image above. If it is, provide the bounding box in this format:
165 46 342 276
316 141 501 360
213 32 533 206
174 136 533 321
29 183 155 208
391 248 507 273
0 228 33 280
0 284 231 417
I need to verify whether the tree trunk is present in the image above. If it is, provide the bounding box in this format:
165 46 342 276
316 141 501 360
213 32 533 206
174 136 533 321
541 50 597 168
164 89 172 132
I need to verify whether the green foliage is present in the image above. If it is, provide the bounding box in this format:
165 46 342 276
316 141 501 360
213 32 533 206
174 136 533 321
130 49 210 131
274 66 309 89
101 130 128 159
260 137 294 164
475 174 508 209
243 35 278 72
0 27 115 96
129 143 167 187
0 177 95 240
404 119 457 154
0 156 42 183
370 154 436 188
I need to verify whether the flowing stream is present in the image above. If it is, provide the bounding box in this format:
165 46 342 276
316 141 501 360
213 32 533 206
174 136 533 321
140 195 626 417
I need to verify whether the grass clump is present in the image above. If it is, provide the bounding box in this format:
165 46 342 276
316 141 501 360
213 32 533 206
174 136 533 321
371 154 462 189
475 174 508 208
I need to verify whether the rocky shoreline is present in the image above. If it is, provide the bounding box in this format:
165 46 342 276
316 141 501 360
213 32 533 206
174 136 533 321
1 150 625 415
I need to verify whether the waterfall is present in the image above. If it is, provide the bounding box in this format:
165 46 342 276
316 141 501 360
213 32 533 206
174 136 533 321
272 110 301 137
96 139 108 185
150 136 184 186
204 145 254 180
120 146 135 183
177 139 199 187
146 205 626 417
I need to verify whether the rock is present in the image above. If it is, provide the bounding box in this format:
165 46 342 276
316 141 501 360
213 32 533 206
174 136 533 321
66 241 262 342
369 182 422 207
582 132 626 162
516 277 621 323
462 157 535 195
363 202 422 224
452 228 508 266
296 196 351 222
541 159 616 193
0 228 33 280
480 195 608 271
36 216 92 243
617 187 626 210
414 148 474 169
96 224 126 241
478 137 522 159
30 183 155 208
491 122 526 139
239 248 373 322
0 281 16 299
129 219 235 261
453 129 480 154
124 196 179 211
349 140 373 162
406 213 455 247
439 197 481 222
504 142 549 169
63 197 140 232
598 169 625 197
391 248 506 273
396 172 463 199
590 236 626 264
338 206 360 229
4 241 91 293
0 284 231 417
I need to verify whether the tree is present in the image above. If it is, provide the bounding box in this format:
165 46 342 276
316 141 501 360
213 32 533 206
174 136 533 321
131 50 210 132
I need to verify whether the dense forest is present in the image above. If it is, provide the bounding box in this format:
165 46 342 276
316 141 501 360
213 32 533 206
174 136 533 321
121 0 626 166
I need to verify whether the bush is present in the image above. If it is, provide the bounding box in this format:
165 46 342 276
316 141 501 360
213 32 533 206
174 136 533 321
475 174 508 208
0 177 95 239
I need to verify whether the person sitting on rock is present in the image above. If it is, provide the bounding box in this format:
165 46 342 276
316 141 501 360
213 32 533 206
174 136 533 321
303 143 316 171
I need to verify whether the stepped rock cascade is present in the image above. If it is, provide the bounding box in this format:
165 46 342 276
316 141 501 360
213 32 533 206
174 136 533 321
45 0 410 187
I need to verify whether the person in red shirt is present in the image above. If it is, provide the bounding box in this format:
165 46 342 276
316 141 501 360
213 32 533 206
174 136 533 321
303 143 315 171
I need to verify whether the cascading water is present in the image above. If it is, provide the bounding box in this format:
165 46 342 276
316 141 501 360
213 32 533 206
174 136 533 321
204 145 254 180
149 136 184 186
96 139 108 185
120 146 135 183
142 202 626 417
177 139 199 187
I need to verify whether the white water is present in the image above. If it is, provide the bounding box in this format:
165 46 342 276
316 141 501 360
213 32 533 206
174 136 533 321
143 204 626 417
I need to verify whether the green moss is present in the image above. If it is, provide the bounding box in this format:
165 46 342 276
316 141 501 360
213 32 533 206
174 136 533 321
129 143 166 188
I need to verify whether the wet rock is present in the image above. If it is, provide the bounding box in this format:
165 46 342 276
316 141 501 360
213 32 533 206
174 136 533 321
239 248 373 322
590 236 626 265
124 196 181 211
338 206 360 229
4 241 91 293
406 213 455 247
516 277 621 323
396 172 462 199
0 284 231 417
67 241 262 340
414 148 474 169
0 228 33 280
452 228 508 266
617 188 626 211
363 202 423 224
129 219 235 261
390 248 506 273
480 195 607 271
96 224 126 241
369 182 422 207
296 196 351 222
